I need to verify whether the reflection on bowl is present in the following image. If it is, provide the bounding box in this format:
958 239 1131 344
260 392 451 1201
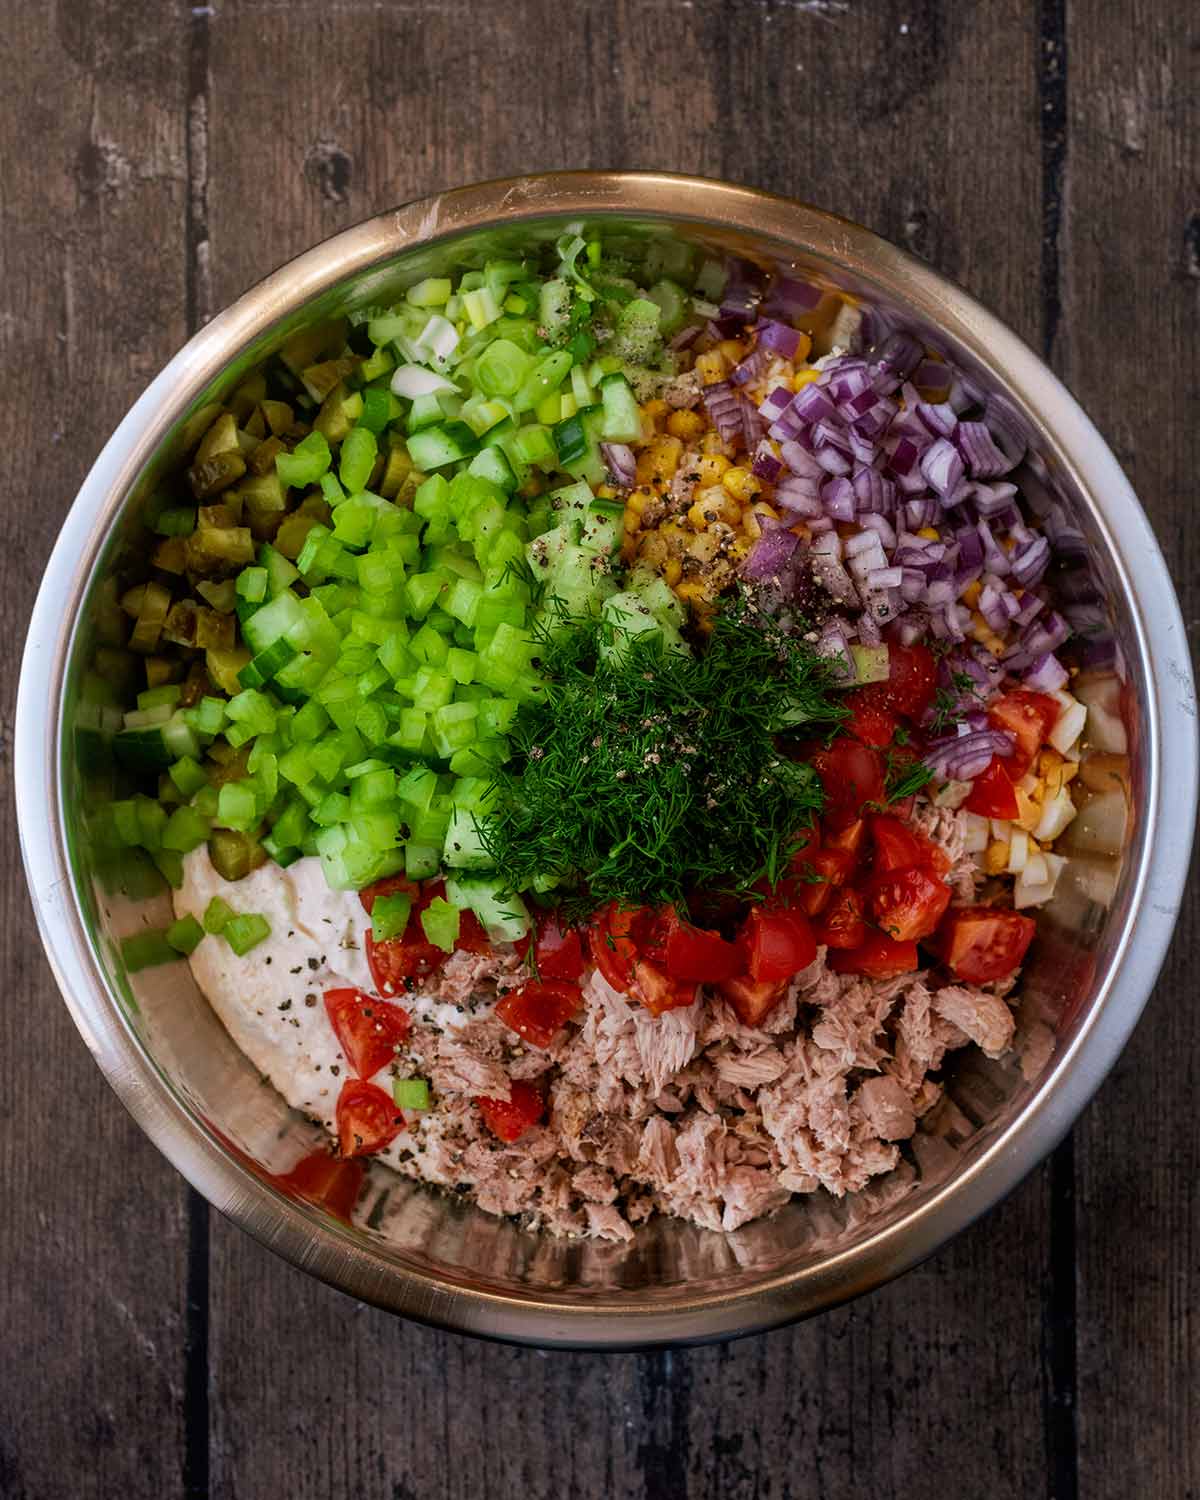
18 173 1196 1347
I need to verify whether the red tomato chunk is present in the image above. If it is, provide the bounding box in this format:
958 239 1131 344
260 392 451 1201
494 980 582 1048
477 1081 545 1143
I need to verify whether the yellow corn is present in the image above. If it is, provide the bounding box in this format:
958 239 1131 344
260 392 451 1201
715 491 742 525
729 536 753 565
595 482 618 500
641 398 669 430
718 338 746 365
722 466 761 504
699 431 727 455
623 505 641 533
917 526 941 541
663 557 683 586
984 840 1010 875
635 434 683 488
1014 784 1042 832
969 611 1007 656
961 579 983 608
676 578 711 605
638 532 668 568
687 531 721 565
792 331 814 363
666 408 706 441
694 453 731 486
687 501 710 530
695 350 727 385
626 486 654 516
793 368 821 389
751 501 779 523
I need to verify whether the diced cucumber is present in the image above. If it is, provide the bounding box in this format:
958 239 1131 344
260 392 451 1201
442 807 494 870
405 421 480 470
599 373 642 443
444 874 530 941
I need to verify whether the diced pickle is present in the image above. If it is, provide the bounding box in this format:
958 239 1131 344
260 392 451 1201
205 645 251 695
94 646 142 695
196 580 238 614
121 584 148 619
179 661 211 707
144 655 183 690
261 399 294 437
185 524 255 573
129 582 172 654
207 827 268 882
187 449 247 500
152 536 188 574
301 355 361 403
279 319 347 377
313 382 353 445
195 606 235 651
162 600 198 647
274 499 332 560
243 407 267 441
176 401 223 458
248 435 285 477
229 372 267 423
196 411 241 465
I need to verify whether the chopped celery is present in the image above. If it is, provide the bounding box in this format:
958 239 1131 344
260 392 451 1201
203 896 236 934
419 896 460 952
166 915 205 955
392 1077 430 1110
223 913 271 956
121 929 178 972
371 890 413 941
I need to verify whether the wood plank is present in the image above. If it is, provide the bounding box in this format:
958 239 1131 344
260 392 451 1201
202 4 1055 1498
1059 6 1200 1497
0 3 193 1496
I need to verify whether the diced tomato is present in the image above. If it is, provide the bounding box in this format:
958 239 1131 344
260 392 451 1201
588 903 645 994
455 908 492 954
323 987 411 1079
869 813 927 873
811 741 886 829
477 1081 545 1143
842 688 898 748
272 1149 366 1222
828 930 920 979
964 757 1020 819
357 874 420 915
494 979 582 1048
934 907 1036 983
883 641 938 718
813 887 867 949
653 908 742 983
718 973 789 1027
741 905 817 983
987 690 1060 777
824 818 866 858
871 866 951 941
793 847 857 916
365 929 445 996
633 959 699 1016
515 912 587 981
335 1078 405 1158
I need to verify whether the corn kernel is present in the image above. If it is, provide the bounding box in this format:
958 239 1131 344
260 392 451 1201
715 492 742 526
623 505 641 533
687 501 710 530
642 398 669 429
627 486 653 516
743 511 763 541
595 483 618 500
676 579 711 605
718 338 746 365
638 532 668 568
961 580 983 608
722 466 761 504
793 368 821 389
751 501 779 523
699 431 727 455
635 434 684 488
917 526 941 541
792 331 814 363
984 840 1010 875
695 350 727 385
663 558 683 586
730 537 752 564
1014 785 1042 832
694 453 731 486
688 531 721 565
666 408 706 441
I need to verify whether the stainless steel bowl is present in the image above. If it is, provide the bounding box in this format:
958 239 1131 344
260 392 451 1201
17 171 1197 1348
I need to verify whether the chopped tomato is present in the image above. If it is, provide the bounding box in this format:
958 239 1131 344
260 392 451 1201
633 959 698 1016
871 867 951 941
651 907 742 983
742 905 817 983
828 930 920 979
934 907 1036 983
588 903 645 994
987 690 1060 777
323 987 411 1078
813 887 867 949
869 813 927 873
842 688 898 747
883 641 938 718
365 928 445 996
811 741 885 830
272 1149 365 1222
964 757 1020 819
336 1078 405 1157
793 847 857 916
824 818 866 858
494 979 582 1048
357 873 420 915
515 911 586 981
477 1081 545 1143
455 908 492 954
718 973 789 1027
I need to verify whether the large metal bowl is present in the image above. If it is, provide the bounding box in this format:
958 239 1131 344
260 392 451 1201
17 172 1196 1348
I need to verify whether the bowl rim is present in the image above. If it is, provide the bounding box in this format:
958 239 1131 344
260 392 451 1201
17 170 1198 1348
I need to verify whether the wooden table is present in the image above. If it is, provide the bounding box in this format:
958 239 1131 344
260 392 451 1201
2 2 1195 1495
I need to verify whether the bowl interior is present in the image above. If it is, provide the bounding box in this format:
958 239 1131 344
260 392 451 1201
42 191 1156 1343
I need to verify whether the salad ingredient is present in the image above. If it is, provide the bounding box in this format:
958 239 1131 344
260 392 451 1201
494 979 582 1048
477 1082 545 1143
934 908 1036 983
323 986 411 1078
336 1078 405 1157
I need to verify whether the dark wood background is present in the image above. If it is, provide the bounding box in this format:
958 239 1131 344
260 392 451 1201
2 2 1196 1496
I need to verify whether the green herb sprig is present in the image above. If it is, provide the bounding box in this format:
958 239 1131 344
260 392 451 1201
479 604 847 920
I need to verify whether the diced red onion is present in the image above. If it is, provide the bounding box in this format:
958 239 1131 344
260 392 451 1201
866 566 903 590
702 381 744 447
778 438 824 480
920 438 965 496
914 358 951 393
1023 651 1068 692
1014 593 1046 628
902 496 940 529
847 428 878 466
859 513 897 549
857 610 882 645
870 331 923 394
792 383 838 426
731 348 768 387
811 530 843 559
957 420 1016 478
972 480 1020 516
979 581 1021 632
668 324 702 351
924 729 1020 780
887 436 922 477
775 476 823 517
742 526 800 581
751 440 784 482
1010 535 1051 587
599 442 636 488
900 567 926 603
917 401 958 439
814 444 852 477
983 393 1027 467
852 466 896 514
816 621 855 680
821 476 856 520
739 396 764 449
758 385 794 422
763 275 823 318
757 319 804 360
811 552 859 606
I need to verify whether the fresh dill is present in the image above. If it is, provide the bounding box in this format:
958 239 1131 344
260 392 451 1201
884 751 936 803
479 605 848 921
927 670 983 735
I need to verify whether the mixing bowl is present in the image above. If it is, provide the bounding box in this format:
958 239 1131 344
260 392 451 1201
17 171 1197 1348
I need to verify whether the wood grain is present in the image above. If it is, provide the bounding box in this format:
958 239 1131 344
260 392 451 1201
1060 5 1200 1496
0 4 193 1498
